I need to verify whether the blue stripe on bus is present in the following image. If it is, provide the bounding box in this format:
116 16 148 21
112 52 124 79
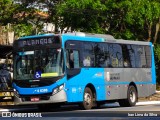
150 43 156 84
13 82 57 95
106 81 153 85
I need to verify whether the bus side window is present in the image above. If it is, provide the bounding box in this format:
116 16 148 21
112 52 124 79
145 46 151 68
122 45 131 68
67 50 80 69
109 44 123 68
83 42 95 67
83 56 91 67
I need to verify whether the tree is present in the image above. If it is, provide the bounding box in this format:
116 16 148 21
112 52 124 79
11 0 50 36
14 0 63 33
98 0 160 41
155 44 160 84
56 0 106 33
0 0 17 25
54 0 160 41
125 0 160 43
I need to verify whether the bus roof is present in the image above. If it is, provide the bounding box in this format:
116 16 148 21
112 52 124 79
19 33 55 39
62 32 151 46
19 32 151 46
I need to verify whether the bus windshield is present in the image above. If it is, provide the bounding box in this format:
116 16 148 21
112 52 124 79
14 48 64 80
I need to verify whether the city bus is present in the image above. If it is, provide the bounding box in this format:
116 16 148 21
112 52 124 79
12 32 156 110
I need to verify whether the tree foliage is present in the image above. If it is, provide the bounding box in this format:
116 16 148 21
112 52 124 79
14 0 63 32
1 0 159 41
56 0 106 33
0 0 17 25
155 44 160 83
55 0 160 42
99 0 160 40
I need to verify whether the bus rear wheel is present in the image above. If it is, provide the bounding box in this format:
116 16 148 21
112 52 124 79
80 87 93 110
119 85 137 107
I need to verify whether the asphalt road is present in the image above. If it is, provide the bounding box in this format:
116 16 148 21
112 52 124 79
0 102 160 119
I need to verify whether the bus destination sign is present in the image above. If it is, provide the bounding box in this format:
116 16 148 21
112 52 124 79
16 37 60 48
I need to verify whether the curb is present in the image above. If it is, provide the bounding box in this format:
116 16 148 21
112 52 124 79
156 91 160 93
136 101 160 106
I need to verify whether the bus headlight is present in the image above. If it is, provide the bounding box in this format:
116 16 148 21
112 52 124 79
14 89 19 97
52 84 64 95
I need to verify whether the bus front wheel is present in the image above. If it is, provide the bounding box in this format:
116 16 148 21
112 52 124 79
80 87 93 110
119 85 137 107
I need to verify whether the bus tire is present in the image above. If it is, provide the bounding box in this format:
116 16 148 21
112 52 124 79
80 87 93 110
119 85 137 107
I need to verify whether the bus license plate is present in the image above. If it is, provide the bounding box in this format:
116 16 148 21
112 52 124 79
31 97 40 102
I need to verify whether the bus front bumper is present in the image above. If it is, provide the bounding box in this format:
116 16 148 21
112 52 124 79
14 90 67 105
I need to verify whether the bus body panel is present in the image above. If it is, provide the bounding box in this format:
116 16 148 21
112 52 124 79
151 43 156 85
13 76 67 95
104 67 154 100
13 82 57 95
62 35 107 102
13 77 68 105
65 68 106 102
14 89 67 105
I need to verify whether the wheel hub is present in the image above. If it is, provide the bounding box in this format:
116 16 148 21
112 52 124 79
84 93 91 106
130 90 136 103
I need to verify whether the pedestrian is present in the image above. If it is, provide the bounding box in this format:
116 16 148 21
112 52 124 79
0 64 11 90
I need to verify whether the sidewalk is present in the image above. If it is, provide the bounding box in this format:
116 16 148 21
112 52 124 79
138 91 160 101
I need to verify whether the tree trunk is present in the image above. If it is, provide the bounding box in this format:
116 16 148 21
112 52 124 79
54 16 59 33
153 18 160 44
147 22 152 42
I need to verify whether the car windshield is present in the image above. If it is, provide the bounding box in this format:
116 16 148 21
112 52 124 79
14 48 64 80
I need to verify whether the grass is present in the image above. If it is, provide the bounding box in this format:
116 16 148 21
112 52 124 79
156 83 160 91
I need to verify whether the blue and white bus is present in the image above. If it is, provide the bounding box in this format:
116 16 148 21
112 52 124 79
13 32 156 110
